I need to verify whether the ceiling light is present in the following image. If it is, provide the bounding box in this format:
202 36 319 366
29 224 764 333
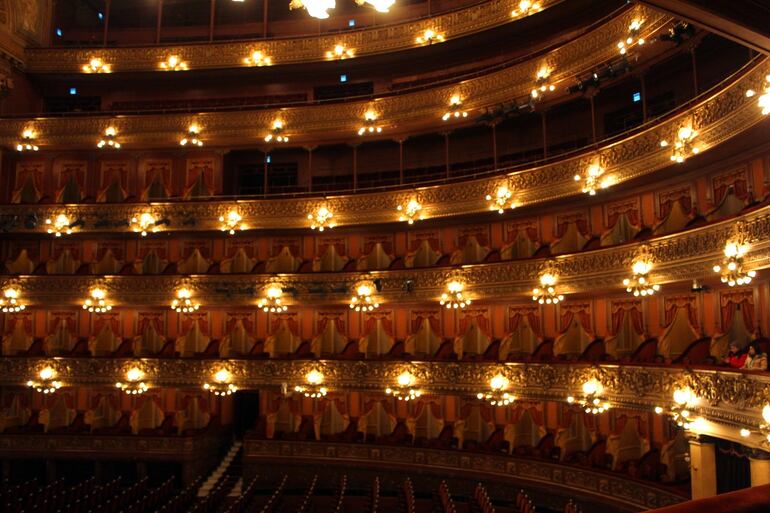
442 95 468 121
243 50 272 66
290 0 336 19
623 248 660 296
16 129 39 152
83 286 112 313
714 235 756 287
531 67 555 98
485 184 515 214
180 124 203 146
358 110 382 136
747 74 770 115
308 205 335 231
97 126 121 149
397 198 423 224
82 57 111 73
617 19 645 55
171 287 200 313
1 285 26 313
416 28 445 45
440 280 470 309
349 279 380 312
257 282 288 313
159 55 188 71
264 119 289 143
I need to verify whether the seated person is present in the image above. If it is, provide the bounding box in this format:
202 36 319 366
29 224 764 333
742 342 768 371
723 342 747 368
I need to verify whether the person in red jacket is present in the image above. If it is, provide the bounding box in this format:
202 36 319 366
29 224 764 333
723 342 747 368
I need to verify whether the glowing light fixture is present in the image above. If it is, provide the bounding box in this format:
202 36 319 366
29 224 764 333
326 43 355 60
171 288 200 313
617 19 645 55
485 184 515 214
357 111 383 136
574 160 611 195
355 0 395 12
219 209 246 234
416 28 445 45
45 213 74 237
477 374 514 406
204 369 238 396
397 198 423 224
290 0 335 19
180 125 203 146
16 129 39 152
97 126 121 149
27 366 62 394
244 50 272 66
656 388 696 428
349 280 380 312
745 74 770 115
531 67 555 98
264 120 289 143
713 237 756 287
511 0 542 17
257 282 288 313
660 125 699 163
567 380 610 414
295 370 327 398
442 95 468 121
308 205 335 231
385 372 422 401
760 404 770 444
159 55 188 71
130 212 160 236
116 366 149 395
532 268 563 305
440 280 470 309
1 285 26 313
82 57 111 73
83 286 112 313
623 250 660 296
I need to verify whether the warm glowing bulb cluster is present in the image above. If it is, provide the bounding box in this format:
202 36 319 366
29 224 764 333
115 367 149 395
130 212 160 236
308 206 335 231
219 210 246 234
27 367 62 394
355 0 395 13
358 111 383 136
326 44 355 60
567 380 610 414
295 370 328 398
713 240 756 287
83 287 112 313
290 0 336 19
171 288 200 313
16 129 39 152
244 50 272 66
1 287 26 313
349 280 380 312
574 162 610 195
82 57 112 73
440 280 470 309
97 126 121 149
180 125 203 146
511 0 542 17
745 74 770 115
532 272 563 304
385 372 422 401
617 19 645 55
416 29 445 45
258 283 288 313
45 213 73 237
477 374 514 406
485 185 515 214
655 388 696 428
442 96 468 121
660 126 699 163
159 55 188 71
759 405 770 444
531 68 555 98
623 259 660 296
264 120 289 143
397 199 423 224
203 369 238 396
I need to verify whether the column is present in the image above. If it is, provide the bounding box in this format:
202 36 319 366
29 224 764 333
263 0 269 38
156 0 164 44
209 0 216 42
750 456 770 486
102 0 112 47
689 438 717 499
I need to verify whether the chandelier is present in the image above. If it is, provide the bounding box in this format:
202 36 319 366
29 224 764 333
264 120 289 143
1 285 26 313
244 50 272 66
326 44 355 60
617 19 645 55
655 388 695 428
574 160 610 195
219 209 246 234
746 74 770 115
159 55 188 71
358 111 383 136
290 0 335 19
511 0 542 17
180 125 203 146
27 366 62 394
532 268 563 305
257 282 288 313
477 374 515 406
203 369 238 396
416 29 445 45
531 67 555 98
713 238 756 287
349 280 380 312
130 211 161 236
660 125 699 163
16 129 39 152
567 380 610 415
82 286 112 313
442 95 468 121
440 280 471 309
485 184 515 214
623 250 660 296
397 198 423 224
115 366 149 395
171 287 201 313
97 126 121 149
308 205 335 231
355 0 395 12
45 213 74 237
295 370 327 398
82 57 111 73
385 372 422 401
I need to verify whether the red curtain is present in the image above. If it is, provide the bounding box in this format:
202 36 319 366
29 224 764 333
611 302 644 336
659 189 692 219
144 166 172 197
506 221 538 243
181 313 209 335
560 306 592 333
138 314 164 336
89 392 120 411
606 204 641 230
226 314 254 334
362 238 393 255
317 314 346 336
612 413 648 438
184 165 214 196
270 315 299 335
13 168 43 197
94 313 120 335
556 214 589 238
720 291 755 332
317 239 346 256
509 308 541 336
411 312 440 334
664 297 698 329
459 312 491 338
713 173 748 204
409 233 440 252
364 313 394 337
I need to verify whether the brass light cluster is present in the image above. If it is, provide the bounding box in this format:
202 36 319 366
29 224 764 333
355 0 395 13
326 44 355 60
82 286 113 313
385 372 422 401
171 287 201 313
655 388 696 428
531 67 555 98
1 285 26 313
180 125 203 147
16 129 39 152
130 211 161 236
760 405 770 444
97 126 121 149
623 247 660 297
416 29 445 45
477 374 515 406
713 236 756 287
358 111 383 136
308 205 335 231
349 280 380 312
264 120 289 143
257 282 288 313
27 366 62 394
397 198 424 224
567 380 610 415
440 280 470 309
116 366 149 395
219 209 247 234
660 125 699 163
617 19 645 55
745 74 770 115
45 213 75 237
442 95 468 121
203 369 238 396
159 55 188 71
295 370 328 398
485 184 515 214
574 159 611 195
82 57 112 73
532 265 564 305
289 0 336 20
511 0 542 18
244 50 272 66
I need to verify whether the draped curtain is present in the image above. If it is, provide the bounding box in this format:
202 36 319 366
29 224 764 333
560 306 592 334
270 315 299 335
98 165 128 199
183 166 215 197
606 205 640 230
363 314 394 337
509 308 541 336
713 173 748 204
611 303 644 336
317 315 346 336
556 215 589 238
12 168 43 202
459 312 491 338
409 234 440 252
411 313 440 334
506 221 538 243
664 297 698 329
659 190 692 219
57 166 85 199
720 292 754 333
143 166 173 197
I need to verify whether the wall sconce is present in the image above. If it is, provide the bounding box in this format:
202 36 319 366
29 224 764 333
713 235 756 287
349 279 380 312
574 158 611 195
97 126 121 149
358 111 383 136
1 284 26 313
159 55 188 71
617 19 645 55
477 374 514 406
16 129 39 152
532 265 564 305
115 366 149 395
244 50 272 66
442 95 468 121
171 287 200 313
180 124 203 146
82 57 112 73
416 28 445 45
660 125 699 163
82 286 112 313
264 120 289 143
397 198 424 224
567 379 610 414
203 369 238 396
745 75 770 115
45 213 75 237
624 246 660 296
385 372 422 401
326 44 355 60
531 67 555 98
130 211 161 236
485 184 515 214
295 370 327 398
440 280 470 309
655 387 696 428
308 205 335 231
27 366 62 394
258 282 288 313
289 0 335 20
219 209 246 234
